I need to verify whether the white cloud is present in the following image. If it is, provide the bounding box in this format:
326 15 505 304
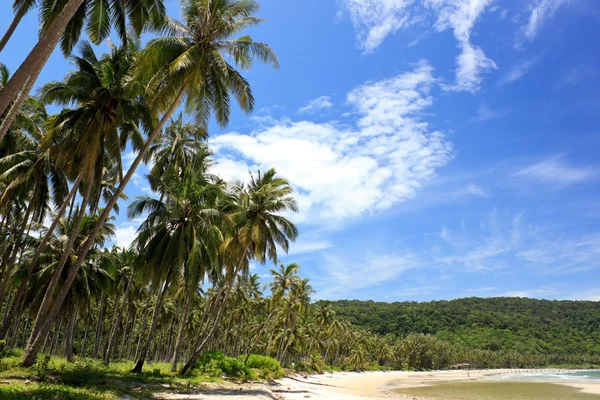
467 286 495 292
515 156 595 186
566 290 600 301
114 225 137 249
426 0 497 92
341 0 496 91
522 0 571 42
504 286 560 298
286 238 333 256
298 96 333 114
341 0 417 53
211 61 452 224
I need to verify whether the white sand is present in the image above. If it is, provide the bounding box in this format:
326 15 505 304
154 369 600 399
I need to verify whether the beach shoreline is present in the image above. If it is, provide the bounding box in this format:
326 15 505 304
154 369 600 399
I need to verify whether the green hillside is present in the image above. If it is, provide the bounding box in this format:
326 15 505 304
329 297 600 355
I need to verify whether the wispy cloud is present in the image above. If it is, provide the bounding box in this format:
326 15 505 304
315 252 418 298
521 0 572 43
298 96 333 114
427 0 498 92
504 286 560 298
473 102 511 121
467 287 495 293
499 57 539 85
555 65 598 89
340 0 417 53
211 61 452 224
515 156 596 186
340 0 496 91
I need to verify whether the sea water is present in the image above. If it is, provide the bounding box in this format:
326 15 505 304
393 371 600 400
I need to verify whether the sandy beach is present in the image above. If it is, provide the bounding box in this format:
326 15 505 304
153 369 600 399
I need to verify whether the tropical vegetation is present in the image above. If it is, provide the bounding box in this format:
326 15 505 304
1 0 599 398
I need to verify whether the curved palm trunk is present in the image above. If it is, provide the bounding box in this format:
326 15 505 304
19 87 187 367
104 272 133 365
244 308 275 364
0 7 28 53
170 294 191 372
0 172 82 340
179 252 247 375
0 0 85 119
21 175 93 366
131 268 172 373
0 23 56 142
0 182 37 312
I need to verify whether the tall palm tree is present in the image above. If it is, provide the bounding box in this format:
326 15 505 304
0 0 166 138
20 40 153 367
180 168 298 374
23 0 279 369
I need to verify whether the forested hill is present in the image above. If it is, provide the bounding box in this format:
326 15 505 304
328 297 600 354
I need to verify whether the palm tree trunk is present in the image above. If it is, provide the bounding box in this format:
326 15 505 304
0 172 83 340
131 267 173 373
64 310 77 361
104 272 133 365
120 303 134 359
21 175 93 366
0 32 54 141
92 294 106 359
179 251 247 375
81 314 90 357
0 0 85 119
0 182 38 309
0 7 29 53
18 87 187 368
170 294 191 371
244 309 275 364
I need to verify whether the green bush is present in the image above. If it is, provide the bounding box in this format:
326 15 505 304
242 354 282 378
196 351 253 379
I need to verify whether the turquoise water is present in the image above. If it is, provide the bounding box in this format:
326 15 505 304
487 370 600 382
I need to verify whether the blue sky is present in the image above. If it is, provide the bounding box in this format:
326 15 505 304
2 0 600 302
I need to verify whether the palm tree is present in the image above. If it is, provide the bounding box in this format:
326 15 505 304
0 96 70 340
244 262 300 363
145 113 208 179
180 168 298 374
23 0 279 369
0 0 166 139
128 165 224 373
20 40 153 367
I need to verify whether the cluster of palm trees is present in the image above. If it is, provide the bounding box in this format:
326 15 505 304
0 0 396 375
0 0 289 371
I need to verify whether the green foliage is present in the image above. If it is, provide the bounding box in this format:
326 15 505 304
329 297 600 356
195 351 253 379
242 354 282 378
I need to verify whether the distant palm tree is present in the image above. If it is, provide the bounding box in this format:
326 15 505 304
180 168 298 374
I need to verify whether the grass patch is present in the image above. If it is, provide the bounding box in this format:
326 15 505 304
0 354 221 400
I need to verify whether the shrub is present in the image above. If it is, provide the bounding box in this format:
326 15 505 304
196 351 253 379
242 354 282 378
